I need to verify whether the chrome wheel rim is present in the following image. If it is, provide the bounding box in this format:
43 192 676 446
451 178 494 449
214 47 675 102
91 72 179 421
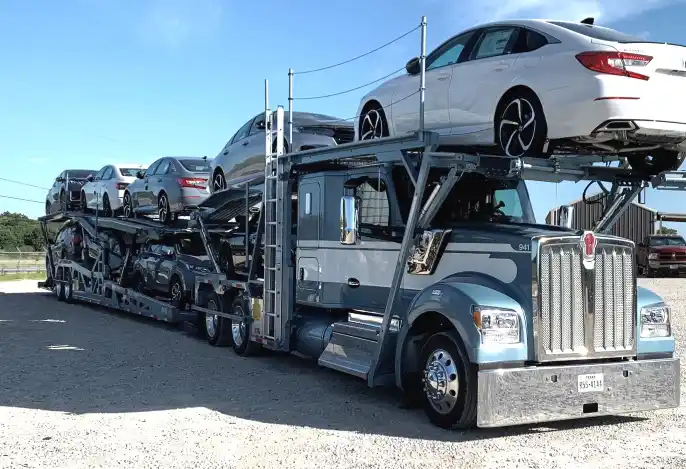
423 348 459 415
232 305 245 347
499 98 536 157
159 196 168 221
55 281 62 297
360 109 384 140
205 299 219 338
213 173 225 193
171 282 182 301
123 195 131 217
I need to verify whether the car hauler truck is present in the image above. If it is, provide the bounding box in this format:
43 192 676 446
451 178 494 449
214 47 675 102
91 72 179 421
39 106 685 430
186 106 682 429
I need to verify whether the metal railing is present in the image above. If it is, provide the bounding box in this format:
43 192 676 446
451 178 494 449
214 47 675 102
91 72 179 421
0 251 47 275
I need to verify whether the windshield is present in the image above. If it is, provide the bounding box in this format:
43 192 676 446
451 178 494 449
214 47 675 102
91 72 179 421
179 159 211 173
548 21 647 43
119 167 144 177
66 170 97 179
650 236 686 246
176 236 208 257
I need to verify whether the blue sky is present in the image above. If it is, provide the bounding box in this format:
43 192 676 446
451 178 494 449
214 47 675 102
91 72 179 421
1 0 686 231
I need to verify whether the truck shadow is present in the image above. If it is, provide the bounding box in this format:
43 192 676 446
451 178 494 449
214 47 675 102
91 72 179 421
0 291 650 442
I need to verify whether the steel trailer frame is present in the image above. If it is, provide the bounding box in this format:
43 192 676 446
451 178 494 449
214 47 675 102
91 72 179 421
38 211 200 324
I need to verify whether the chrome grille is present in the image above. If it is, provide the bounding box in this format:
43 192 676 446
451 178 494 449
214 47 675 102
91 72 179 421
537 238 635 361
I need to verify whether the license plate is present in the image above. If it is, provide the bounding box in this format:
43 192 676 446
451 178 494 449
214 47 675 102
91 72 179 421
671 265 679 270
577 373 604 393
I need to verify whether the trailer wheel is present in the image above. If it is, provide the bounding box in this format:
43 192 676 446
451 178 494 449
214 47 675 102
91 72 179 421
169 275 186 310
55 270 65 302
230 297 261 357
64 269 74 303
418 330 477 430
205 292 232 347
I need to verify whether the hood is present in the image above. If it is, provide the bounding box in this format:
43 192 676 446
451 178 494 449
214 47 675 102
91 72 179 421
448 222 578 246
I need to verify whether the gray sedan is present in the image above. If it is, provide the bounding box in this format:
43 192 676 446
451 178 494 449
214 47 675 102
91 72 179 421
122 156 211 224
209 111 354 193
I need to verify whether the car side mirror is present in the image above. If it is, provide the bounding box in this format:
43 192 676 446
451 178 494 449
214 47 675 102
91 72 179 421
256 120 266 130
55 177 65 183
136 170 145 179
638 242 645 248
86 175 94 182
405 57 421 75
340 195 360 245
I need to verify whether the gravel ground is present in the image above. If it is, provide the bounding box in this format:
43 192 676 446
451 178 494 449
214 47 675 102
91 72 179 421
1 278 685 469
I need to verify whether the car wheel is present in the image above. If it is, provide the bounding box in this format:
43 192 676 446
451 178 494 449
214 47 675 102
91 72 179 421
158 193 171 224
418 330 477 429
212 170 226 194
495 90 548 158
123 192 134 218
102 194 113 217
169 275 186 310
230 297 261 356
55 269 65 301
359 103 389 140
204 292 232 347
627 149 684 176
64 269 74 303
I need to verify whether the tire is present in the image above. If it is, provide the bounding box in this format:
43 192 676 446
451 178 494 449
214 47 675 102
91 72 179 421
102 194 113 217
204 292 232 347
132 271 145 293
158 193 171 225
64 269 73 303
418 330 477 429
358 103 389 140
80 192 88 213
495 89 548 158
169 275 186 310
123 192 134 218
230 297 261 356
55 269 65 302
627 149 684 176
211 170 226 194
45 255 52 279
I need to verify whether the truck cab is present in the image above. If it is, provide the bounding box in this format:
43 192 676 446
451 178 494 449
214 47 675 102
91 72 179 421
637 234 686 277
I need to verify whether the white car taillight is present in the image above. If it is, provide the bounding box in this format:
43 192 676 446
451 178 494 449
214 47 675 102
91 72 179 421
575 51 652 80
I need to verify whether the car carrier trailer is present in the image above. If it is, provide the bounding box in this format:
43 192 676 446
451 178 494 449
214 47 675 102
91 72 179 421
38 110 686 431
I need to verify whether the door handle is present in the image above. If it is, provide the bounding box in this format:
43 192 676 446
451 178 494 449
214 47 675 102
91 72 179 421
242 141 249 146
437 74 450 81
298 267 305 281
347 278 360 288
493 61 510 71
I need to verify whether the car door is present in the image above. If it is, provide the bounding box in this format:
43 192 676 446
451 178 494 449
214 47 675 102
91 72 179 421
449 25 520 140
98 166 115 208
392 30 478 136
222 117 256 183
149 158 172 205
86 167 105 209
93 166 113 209
155 245 176 288
51 172 66 206
135 159 162 211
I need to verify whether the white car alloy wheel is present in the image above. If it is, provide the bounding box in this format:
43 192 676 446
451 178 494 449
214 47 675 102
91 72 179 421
360 109 385 140
158 195 169 223
123 194 133 218
212 172 225 193
498 97 538 158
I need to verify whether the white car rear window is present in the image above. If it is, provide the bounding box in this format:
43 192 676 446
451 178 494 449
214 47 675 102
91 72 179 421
548 21 644 43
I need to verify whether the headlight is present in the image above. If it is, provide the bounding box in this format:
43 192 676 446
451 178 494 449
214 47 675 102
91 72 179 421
472 306 521 344
648 253 659 260
640 304 671 338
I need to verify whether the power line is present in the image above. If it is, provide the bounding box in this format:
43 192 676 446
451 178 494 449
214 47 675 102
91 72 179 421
0 177 49 191
0 194 44 204
294 66 406 100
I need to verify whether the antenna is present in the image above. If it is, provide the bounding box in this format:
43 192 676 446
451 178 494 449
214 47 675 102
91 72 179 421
580 17 594 25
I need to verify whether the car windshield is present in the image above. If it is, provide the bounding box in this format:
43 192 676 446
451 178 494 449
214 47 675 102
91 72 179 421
119 167 144 177
176 235 207 257
548 21 647 43
650 236 686 246
66 170 97 179
178 159 211 173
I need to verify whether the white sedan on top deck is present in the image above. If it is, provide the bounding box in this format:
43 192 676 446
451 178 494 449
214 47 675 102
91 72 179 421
355 18 686 176
81 163 148 216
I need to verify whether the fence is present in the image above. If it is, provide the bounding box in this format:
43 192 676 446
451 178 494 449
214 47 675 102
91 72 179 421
0 251 46 276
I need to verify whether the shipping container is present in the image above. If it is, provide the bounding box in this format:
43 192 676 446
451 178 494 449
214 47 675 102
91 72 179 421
545 192 657 246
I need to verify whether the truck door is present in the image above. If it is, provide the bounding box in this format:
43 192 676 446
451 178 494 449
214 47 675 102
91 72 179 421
296 182 321 303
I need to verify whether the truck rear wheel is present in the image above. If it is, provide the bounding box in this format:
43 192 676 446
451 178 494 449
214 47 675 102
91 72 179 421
419 330 477 429
230 297 261 357
204 292 232 347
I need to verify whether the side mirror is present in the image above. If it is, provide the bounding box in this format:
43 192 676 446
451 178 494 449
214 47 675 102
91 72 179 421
86 175 94 182
55 177 65 183
405 57 421 75
638 242 645 248
256 120 266 130
558 205 574 229
340 195 360 245
407 229 451 275
136 170 145 179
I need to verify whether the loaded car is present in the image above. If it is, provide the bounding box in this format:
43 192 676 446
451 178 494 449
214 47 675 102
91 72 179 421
637 234 686 277
209 111 354 193
80 163 147 216
129 235 214 309
122 156 211 224
45 169 98 215
355 18 686 175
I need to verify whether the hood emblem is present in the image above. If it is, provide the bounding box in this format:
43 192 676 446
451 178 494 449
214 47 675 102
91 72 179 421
580 231 597 270
673 252 677 260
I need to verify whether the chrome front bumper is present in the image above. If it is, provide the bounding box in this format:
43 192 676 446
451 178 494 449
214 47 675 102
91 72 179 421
477 358 680 428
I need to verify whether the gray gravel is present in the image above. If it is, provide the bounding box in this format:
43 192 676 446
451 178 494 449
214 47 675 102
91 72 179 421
1 278 685 469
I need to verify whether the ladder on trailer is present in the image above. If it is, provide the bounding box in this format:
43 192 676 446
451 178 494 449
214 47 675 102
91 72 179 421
261 105 290 349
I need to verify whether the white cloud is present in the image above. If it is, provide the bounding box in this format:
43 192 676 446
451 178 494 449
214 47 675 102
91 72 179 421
458 0 685 27
138 0 225 49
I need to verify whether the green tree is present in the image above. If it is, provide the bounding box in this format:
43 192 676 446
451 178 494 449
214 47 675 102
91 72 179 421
0 212 45 251
658 227 678 235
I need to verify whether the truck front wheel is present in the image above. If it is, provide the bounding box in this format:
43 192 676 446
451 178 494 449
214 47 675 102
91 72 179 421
419 330 477 429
